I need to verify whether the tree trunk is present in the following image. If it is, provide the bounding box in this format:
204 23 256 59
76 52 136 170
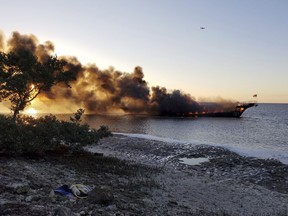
12 109 19 121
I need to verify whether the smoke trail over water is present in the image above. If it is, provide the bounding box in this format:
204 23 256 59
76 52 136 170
0 31 238 115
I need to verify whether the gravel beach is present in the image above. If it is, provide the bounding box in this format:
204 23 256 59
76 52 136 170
1 134 288 215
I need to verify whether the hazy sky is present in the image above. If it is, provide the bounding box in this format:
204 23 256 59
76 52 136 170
1 0 288 103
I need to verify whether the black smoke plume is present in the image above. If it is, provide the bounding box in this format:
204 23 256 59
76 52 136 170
7 31 55 63
0 31 238 115
150 87 202 115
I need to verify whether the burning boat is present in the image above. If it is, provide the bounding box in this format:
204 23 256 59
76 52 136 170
188 102 257 118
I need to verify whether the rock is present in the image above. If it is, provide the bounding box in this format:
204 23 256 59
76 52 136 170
56 194 69 202
13 184 30 194
16 186 30 194
25 195 34 202
93 152 104 157
168 200 178 206
54 206 77 216
18 195 25 202
142 198 154 207
105 204 117 211
87 188 114 205
49 189 56 198
91 209 103 216
97 209 104 214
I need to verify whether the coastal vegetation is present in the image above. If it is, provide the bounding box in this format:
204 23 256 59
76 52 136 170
0 48 112 156
0 49 77 120
0 109 112 156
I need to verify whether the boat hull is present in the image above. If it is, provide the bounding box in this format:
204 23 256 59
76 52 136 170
163 103 257 118
193 103 257 118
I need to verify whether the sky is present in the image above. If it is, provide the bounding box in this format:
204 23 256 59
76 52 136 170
1 0 288 103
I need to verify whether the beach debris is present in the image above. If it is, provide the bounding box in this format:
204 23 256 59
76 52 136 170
70 184 94 199
54 184 94 199
54 185 74 198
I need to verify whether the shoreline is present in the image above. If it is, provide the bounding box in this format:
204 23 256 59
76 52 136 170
113 132 288 165
1 134 288 215
89 134 288 214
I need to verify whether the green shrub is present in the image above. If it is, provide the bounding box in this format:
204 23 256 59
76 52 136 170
0 115 22 152
0 112 112 156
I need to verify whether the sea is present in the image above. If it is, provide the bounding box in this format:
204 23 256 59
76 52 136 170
60 103 288 164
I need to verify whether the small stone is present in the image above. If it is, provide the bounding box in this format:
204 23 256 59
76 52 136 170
25 195 33 202
56 194 68 202
168 200 178 206
79 210 85 215
105 204 117 211
54 206 77 216
97 209 104 213
49 189 55 198
19 195 25 202
87 188 114 205
15 185 30 194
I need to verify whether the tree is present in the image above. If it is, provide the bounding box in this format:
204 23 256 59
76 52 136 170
0 49 76 120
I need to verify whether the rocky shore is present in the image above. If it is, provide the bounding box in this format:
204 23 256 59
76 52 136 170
1 134 288 215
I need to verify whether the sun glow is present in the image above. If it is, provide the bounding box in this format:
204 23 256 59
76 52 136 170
25 108 38 115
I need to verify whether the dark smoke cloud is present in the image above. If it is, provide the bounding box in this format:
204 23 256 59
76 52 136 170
40 60 151 113
47 64 151 113
150 86 202 115
7 31 38 53
1 31 238 115
7 31 55 63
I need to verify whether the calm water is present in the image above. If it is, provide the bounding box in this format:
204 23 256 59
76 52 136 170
58 104 288 164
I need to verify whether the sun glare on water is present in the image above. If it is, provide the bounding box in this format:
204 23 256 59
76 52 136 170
25 108 38 115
